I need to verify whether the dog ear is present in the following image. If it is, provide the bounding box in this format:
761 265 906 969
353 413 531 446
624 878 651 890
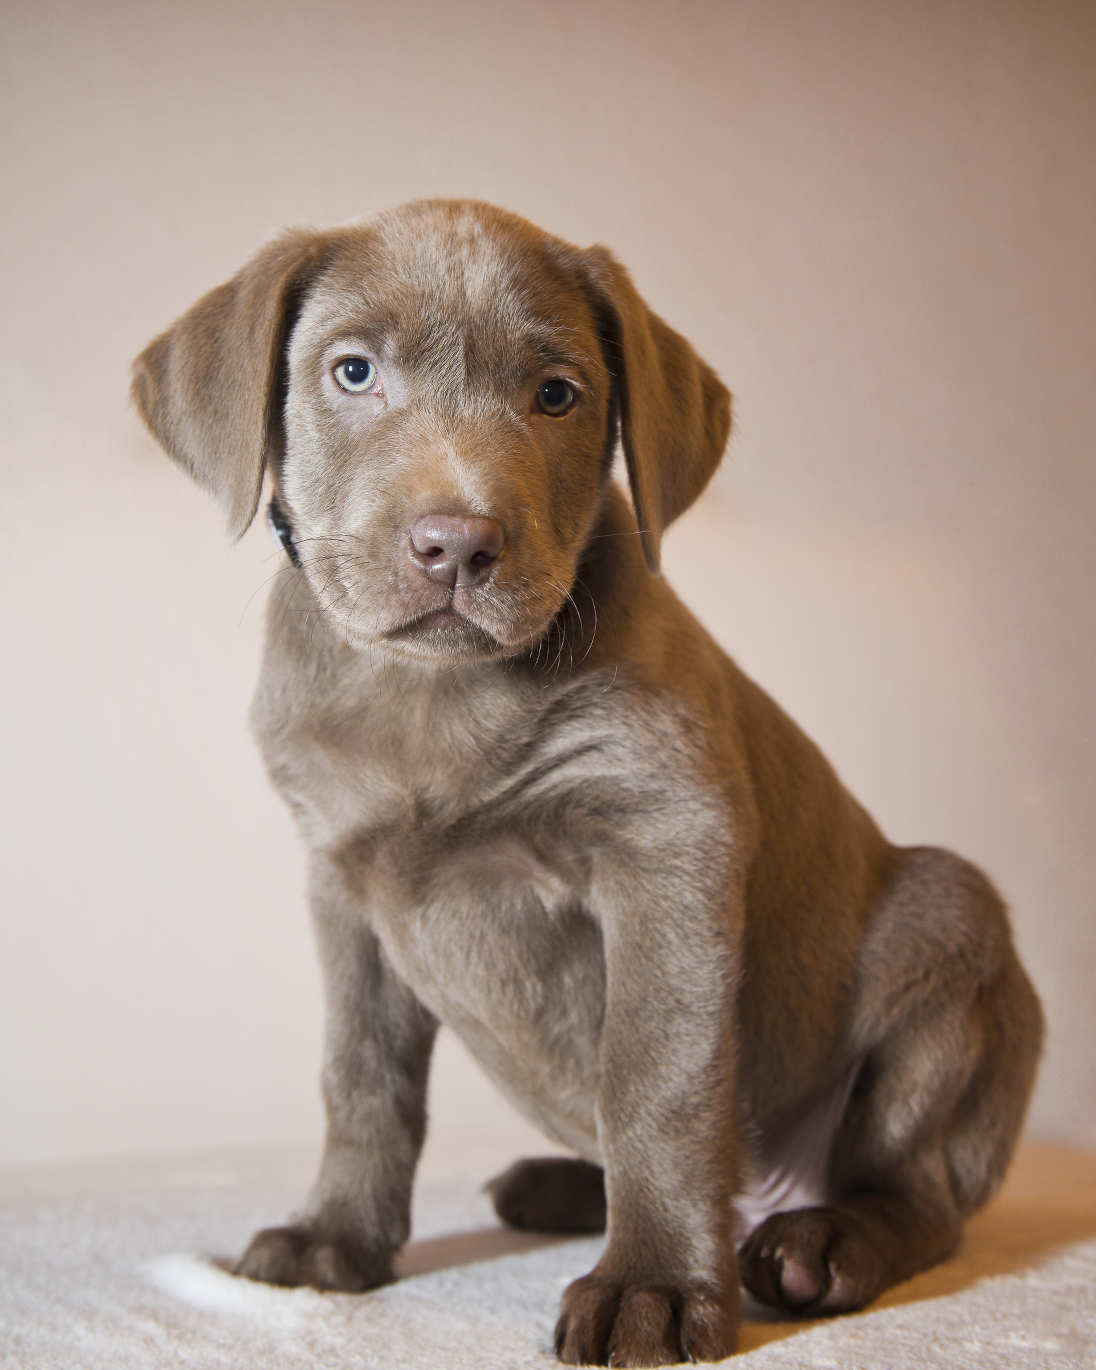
131 231 331 539
583 247 731 573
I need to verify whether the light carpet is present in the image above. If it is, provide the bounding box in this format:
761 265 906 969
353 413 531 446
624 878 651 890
2 1142 1094 1369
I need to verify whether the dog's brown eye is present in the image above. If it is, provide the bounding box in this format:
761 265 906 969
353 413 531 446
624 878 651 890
536 378 576 416
333 357 378 393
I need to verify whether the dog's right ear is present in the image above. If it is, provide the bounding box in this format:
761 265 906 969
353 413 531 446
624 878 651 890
131 231 331 539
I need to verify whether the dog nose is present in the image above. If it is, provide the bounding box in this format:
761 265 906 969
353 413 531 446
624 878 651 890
409 514 505 588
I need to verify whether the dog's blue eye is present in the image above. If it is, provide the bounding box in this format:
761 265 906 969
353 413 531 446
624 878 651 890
536 378 576 416
333 357 378 393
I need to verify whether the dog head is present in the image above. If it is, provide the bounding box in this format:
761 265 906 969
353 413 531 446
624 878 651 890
133 200 730 663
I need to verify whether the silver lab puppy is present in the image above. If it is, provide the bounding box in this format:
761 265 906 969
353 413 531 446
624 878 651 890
133 200 1043 1367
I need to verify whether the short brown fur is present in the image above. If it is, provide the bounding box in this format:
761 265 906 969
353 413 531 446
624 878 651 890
132 200 1043 1366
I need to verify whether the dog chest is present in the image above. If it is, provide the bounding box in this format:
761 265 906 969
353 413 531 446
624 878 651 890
365 825 608 1155
254 647 728 1156
331 785 610 1155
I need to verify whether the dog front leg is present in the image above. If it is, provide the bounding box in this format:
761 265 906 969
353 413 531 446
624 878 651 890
555 872 742 1366
236 856 437 1292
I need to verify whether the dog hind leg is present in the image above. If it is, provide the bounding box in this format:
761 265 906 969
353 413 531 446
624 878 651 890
740 846 1043 1315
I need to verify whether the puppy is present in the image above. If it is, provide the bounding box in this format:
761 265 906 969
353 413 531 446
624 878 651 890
132 200 1043 1366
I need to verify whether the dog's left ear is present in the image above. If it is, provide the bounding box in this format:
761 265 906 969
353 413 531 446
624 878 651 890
131 230 332 539
583 247 732 573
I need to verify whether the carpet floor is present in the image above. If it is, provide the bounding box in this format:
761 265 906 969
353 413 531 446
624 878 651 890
2 1141 1094 1368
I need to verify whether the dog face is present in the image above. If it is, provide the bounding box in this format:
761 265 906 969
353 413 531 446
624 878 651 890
133 200 732 664
280 204 614 662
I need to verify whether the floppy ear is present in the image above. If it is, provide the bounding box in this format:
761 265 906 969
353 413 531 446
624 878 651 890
131 231 331 538
583 246 732 573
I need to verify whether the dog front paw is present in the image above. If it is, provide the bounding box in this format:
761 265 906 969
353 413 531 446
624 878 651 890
235 1222 394 1293
554 1270 737 1366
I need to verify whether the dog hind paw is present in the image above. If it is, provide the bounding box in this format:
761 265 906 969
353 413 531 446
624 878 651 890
486 1156 606 1233
739 1207 884 1315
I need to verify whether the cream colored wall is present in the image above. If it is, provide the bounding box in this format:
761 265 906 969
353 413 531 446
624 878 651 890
2 0 1093 1167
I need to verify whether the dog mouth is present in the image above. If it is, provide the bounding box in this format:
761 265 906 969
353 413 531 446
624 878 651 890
311 553 567 663
382 606 506 658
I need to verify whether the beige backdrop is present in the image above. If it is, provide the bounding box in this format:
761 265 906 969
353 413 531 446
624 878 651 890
2 0 1093 1168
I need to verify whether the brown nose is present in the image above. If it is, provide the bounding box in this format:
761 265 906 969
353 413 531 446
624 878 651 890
409 514 505 588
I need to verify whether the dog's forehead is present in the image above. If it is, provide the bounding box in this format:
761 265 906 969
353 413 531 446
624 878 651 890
372 200 540 296
301 201 598 371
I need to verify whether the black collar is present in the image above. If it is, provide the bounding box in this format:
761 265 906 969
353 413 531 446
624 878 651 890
267 494 301 567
